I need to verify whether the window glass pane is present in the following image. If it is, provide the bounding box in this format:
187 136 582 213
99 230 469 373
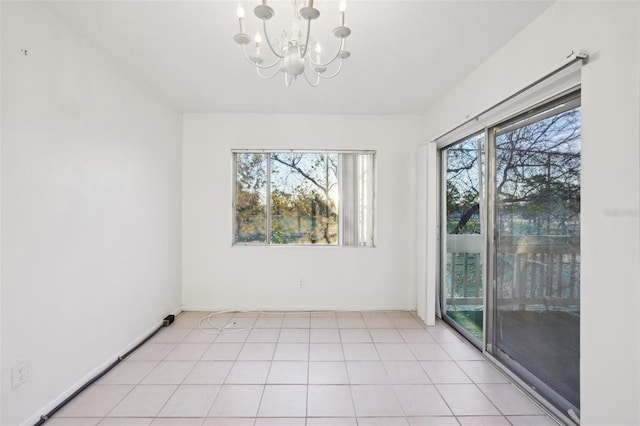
446 134 484 235
235 153 267 243
270 153 339 244
495 103 581 411
443 133 485 343
233 151 374 246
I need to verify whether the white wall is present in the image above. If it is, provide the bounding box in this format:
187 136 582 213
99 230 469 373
423 2 640 425
1 3 183 425
0 1 3 423
182 114 421 311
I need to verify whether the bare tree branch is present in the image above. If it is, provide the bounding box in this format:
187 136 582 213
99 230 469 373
272 153 329 196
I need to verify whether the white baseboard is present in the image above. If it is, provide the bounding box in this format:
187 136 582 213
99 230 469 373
180 305 417 313
21 306 182 426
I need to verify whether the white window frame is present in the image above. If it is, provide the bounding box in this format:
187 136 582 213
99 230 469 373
232 149 376 247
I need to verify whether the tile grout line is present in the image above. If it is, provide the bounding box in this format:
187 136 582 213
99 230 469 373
426 318 478 422
430 318 513 424
187 312 226 420
50 311 559 425
208 311 255 420
378 311 409 421
232 312 264 423
103 317 191 422
337 315 358 420
415 320 463 424
204 311 231 421
148 312 216 420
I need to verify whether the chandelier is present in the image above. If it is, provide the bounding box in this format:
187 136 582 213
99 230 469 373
233 0 351 87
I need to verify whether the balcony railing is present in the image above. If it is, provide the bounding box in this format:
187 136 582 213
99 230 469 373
446 237 580 311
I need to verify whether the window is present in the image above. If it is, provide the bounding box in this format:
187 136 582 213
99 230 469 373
233 151 375 246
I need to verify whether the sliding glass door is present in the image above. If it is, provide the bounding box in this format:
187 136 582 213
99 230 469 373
441 133 485 345
440 92 581 418
491 94 581 415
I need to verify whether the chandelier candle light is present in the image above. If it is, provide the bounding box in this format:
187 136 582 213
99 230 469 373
233 0 351 87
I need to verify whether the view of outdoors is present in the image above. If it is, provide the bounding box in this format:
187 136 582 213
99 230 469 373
495 103 581 409
442 96 581 412
444 133 485 341
235 153 267 243
235 152 339 245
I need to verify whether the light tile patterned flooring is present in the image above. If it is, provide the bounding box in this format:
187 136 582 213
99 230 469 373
50 311 559 426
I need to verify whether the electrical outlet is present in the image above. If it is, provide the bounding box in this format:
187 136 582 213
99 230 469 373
298 279 304 288
12 362 28 388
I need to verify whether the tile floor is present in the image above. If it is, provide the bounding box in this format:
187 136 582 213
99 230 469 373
49 311 559 426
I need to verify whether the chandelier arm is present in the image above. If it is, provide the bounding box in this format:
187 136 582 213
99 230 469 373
299 19 312 59
241 44 282 69
309 37 344 68
256 65 282 80
262 19 286 59
315 58 344 79
302 66 321 87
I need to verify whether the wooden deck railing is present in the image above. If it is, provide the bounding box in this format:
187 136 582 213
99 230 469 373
446 238 580 310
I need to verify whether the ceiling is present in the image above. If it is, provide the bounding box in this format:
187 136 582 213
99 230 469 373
42 1 554 114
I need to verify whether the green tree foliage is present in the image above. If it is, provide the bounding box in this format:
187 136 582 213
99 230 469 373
445 107 581 238
271 153 338 244
235 153 267 242
235 152 339 244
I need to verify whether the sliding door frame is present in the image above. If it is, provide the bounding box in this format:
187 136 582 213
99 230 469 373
485 127 496 355
486 90 582 422
438 88 582 425
438 132 489 350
